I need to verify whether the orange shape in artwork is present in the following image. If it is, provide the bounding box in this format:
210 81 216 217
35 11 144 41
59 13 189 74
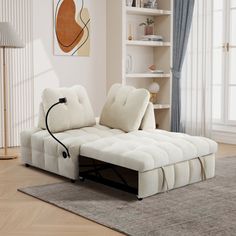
56 0 84 53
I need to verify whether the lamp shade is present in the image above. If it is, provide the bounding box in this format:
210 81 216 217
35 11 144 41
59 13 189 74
148 82 160 94
0 22 24 48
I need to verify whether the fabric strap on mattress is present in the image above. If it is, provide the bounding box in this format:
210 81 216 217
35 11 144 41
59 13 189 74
161 157 206 192
161 167 169 192
197 157 206 181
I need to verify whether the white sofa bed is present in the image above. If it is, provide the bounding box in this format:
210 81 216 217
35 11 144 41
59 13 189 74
21 84 217 199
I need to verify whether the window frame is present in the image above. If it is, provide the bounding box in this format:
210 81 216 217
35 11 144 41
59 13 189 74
213 0 236 128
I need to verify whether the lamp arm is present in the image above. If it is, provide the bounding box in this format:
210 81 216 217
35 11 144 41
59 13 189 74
45 98 70 158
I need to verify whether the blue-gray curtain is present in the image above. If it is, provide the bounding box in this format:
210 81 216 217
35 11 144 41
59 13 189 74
171 0 195 132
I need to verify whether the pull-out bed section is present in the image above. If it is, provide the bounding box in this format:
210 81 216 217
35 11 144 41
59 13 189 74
81 130 217 199
21 84 218 199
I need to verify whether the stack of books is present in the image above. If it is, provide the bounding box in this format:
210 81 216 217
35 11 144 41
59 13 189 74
141 35 163 42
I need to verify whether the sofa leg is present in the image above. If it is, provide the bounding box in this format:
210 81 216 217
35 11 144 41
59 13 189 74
79 176 85 182
137 197 143 201
70 179 76 183
25 163 30 167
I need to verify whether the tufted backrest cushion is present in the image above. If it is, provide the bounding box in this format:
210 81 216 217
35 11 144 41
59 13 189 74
100 84 150 132
140 102 156 130
38 102 46 129
38 86 96 133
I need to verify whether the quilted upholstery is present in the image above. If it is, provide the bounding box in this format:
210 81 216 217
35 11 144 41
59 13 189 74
40 86 96 132
21 84 218 198
21 125 124 179
100 84 150 132
21 126 217 198
81 129 218 172
138 154 215 198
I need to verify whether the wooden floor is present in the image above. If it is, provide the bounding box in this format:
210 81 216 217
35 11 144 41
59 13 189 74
1 143 236 236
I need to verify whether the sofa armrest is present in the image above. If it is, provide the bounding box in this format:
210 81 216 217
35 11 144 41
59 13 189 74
20 127 43 164
20 127 43 147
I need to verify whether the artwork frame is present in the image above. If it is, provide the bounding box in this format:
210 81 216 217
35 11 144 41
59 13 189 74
54 0 90 56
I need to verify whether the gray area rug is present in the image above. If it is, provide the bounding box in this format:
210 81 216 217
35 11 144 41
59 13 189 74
19 157 236 236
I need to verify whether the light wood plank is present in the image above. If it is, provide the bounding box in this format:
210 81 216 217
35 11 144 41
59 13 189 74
0 148 123 236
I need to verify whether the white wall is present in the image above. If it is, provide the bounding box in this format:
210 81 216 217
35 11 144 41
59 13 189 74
0 0 34 147
106 0 124 92
33 0 107 121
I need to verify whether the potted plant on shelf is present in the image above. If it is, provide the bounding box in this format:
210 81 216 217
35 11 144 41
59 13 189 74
139 18 154 35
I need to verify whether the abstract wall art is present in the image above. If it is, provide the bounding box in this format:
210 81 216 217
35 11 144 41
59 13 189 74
54 0 90 56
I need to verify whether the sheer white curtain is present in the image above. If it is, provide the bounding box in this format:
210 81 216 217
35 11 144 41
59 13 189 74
181 0 213 137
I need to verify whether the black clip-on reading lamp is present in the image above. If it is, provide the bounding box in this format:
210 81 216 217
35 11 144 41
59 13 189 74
45 97 70 159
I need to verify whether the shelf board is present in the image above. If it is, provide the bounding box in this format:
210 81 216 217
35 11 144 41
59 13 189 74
126 40 171 47
153 104 170 110
126 7 171 16
126 73 170 78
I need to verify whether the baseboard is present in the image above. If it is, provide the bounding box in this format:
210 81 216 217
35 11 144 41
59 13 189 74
212 131 236 145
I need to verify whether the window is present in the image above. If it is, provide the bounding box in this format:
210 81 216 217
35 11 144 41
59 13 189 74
212 0 223 121
213 0 236 127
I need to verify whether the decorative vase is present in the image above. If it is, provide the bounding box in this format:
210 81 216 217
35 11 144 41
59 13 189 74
145 26 154 35
148 82 160 104
126 54 133 73
150 93 158 104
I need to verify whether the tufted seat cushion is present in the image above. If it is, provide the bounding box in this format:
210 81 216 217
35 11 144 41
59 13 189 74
40 86 96 133
21 124 124 179
80 129 218 172
99 84 150 132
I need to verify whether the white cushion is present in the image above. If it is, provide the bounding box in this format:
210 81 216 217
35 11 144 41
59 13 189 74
40 86 96 133
140 102 156 130
21 124 124 179
38 102 46 129
100 84 150 132
81 129 218 172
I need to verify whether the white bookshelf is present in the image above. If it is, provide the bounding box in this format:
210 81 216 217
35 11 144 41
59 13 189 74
107 0 173 130
126 40 171 47
126 73 170 78
126 7 171 16
153 104 170 110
